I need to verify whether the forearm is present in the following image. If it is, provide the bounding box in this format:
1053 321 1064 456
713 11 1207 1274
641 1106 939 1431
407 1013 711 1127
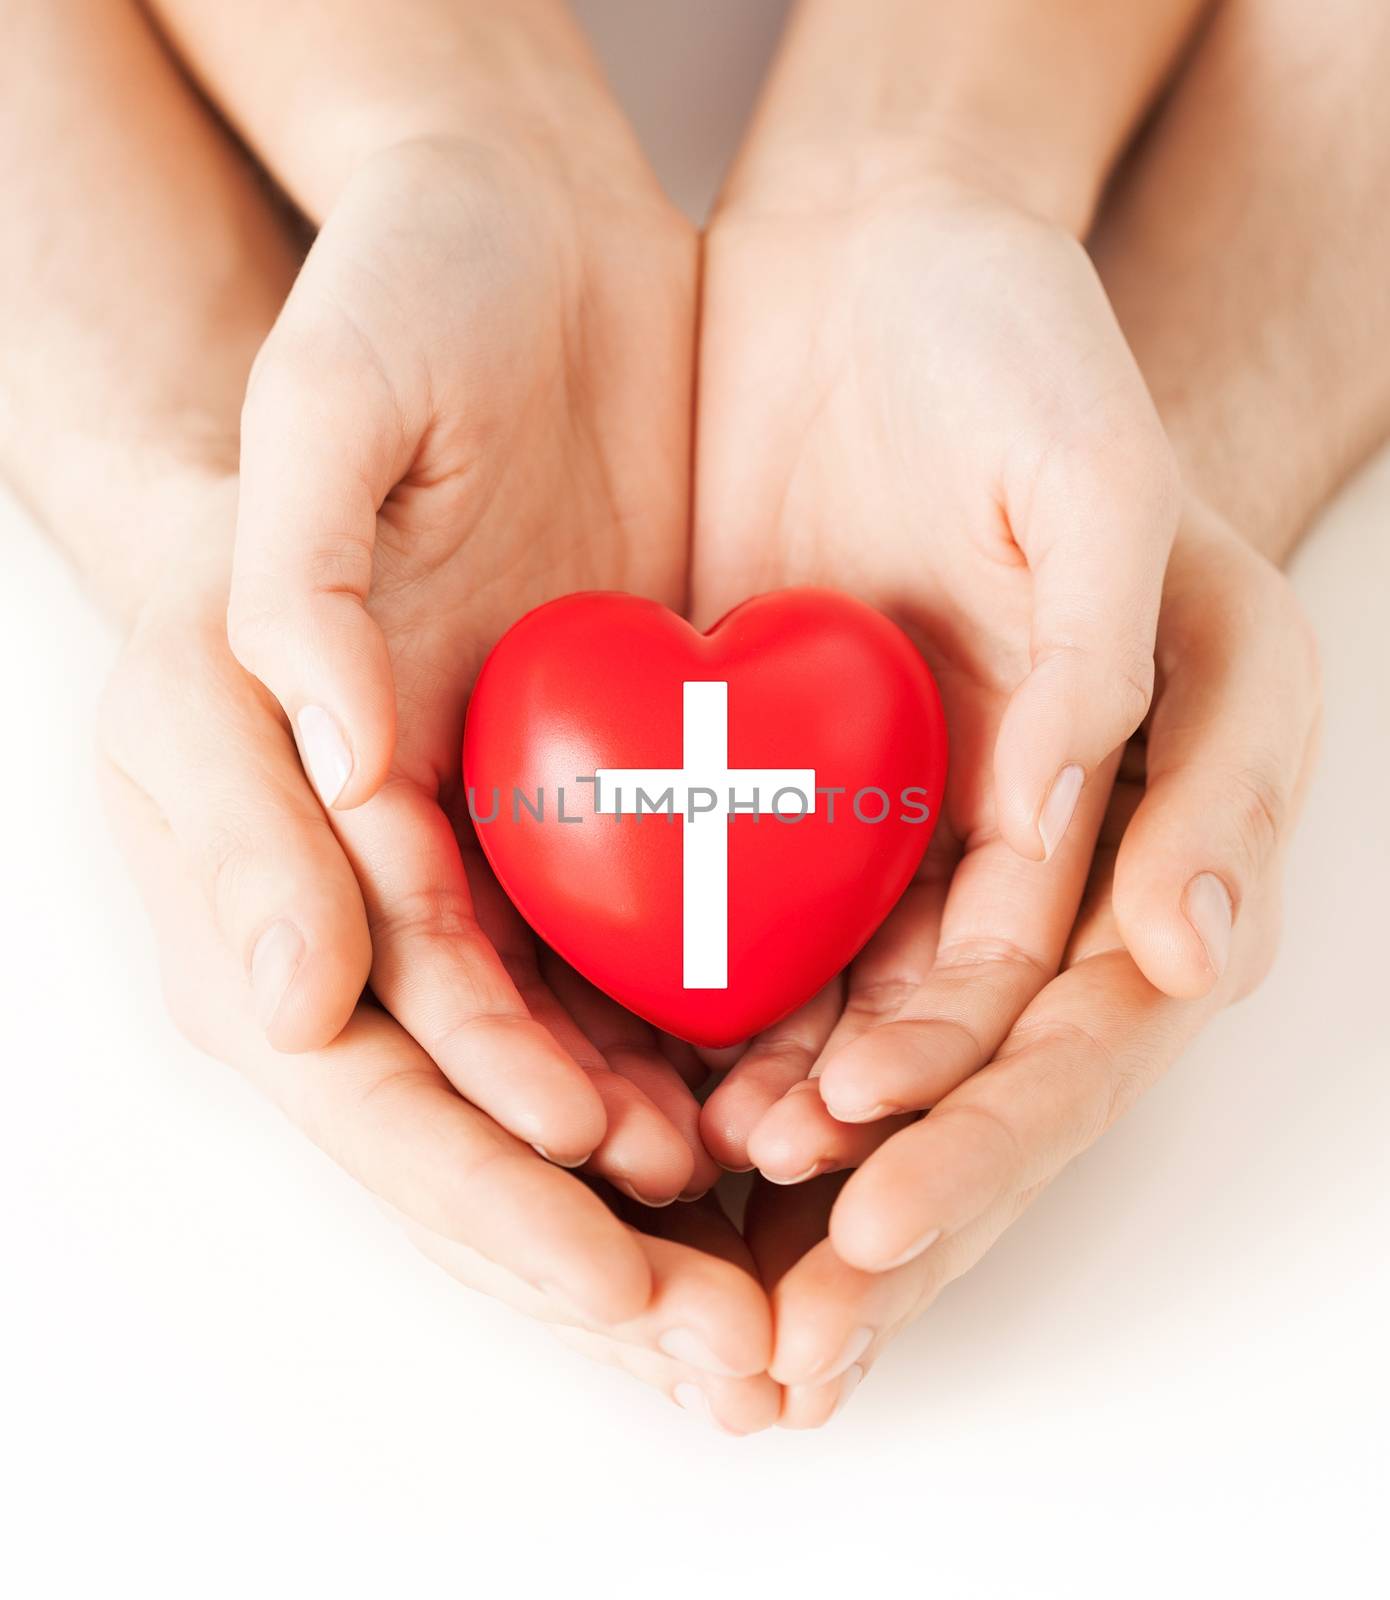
1092 0 1390 562
722 0 1210 230
145 0 654 220
0 0 296 624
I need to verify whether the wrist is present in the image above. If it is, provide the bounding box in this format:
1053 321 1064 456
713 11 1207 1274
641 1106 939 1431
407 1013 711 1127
66 467 236 635
717 116 1099 238
214 1 660 221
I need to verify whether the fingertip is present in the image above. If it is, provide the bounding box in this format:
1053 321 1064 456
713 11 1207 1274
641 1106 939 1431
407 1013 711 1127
230 594 397 813
829 1171 939 1274
991 690 1054 862
258 930 370 1053
746 1089 827 1185
1114 836 1233 1000
530 1083 610 1174
697 1082 760 1172
995 644 1152 862
816 1040 901 1124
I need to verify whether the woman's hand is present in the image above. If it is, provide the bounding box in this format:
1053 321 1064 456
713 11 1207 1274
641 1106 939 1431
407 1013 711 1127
100 520 778 1432
695 177 1179 1178
735 511 1319 1424
224 136 712 1197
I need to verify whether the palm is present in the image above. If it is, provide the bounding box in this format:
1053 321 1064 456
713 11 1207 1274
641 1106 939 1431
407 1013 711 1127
691 190 1157 1173
237 140 710 1197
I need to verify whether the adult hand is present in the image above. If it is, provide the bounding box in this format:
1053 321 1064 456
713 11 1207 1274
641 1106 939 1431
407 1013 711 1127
100 522 776 1432
695 176 1179 1177
225 136 712 1196
737 511 1319 1424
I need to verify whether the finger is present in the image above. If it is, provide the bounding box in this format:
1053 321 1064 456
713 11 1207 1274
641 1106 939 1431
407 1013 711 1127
700 980 843 1173
403 1196 772 1386
328 781 609 1167
814 758 1112 1125
228 294 407 810
101 623 370 1051
734 872 943 1181
613 1212 773 1379
544 959 718 1200
770 1197 1025 1406
499 947 694 1203
749 1177 891 1427
829 948 1210 1272
551 1324 781 1436
737 874 946 1180
1114 538 1320 998
994 390 1180 862
747 1083 911 1184
101 763 651 1324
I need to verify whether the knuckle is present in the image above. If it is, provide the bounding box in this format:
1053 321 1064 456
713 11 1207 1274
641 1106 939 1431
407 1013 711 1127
203 820 258 934
1002 1015 1132 1161
933 937 1053 985
1224 757 1287 875
938 1098 1030 1182
368 884 480 949
1110 648 1157 735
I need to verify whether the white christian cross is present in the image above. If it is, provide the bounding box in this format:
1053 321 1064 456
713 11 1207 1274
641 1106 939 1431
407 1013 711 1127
594 681 816 989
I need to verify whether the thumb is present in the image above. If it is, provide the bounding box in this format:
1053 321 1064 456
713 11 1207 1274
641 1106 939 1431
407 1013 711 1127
994 417 1179 863
1113 541 1320 999
227 325 405 809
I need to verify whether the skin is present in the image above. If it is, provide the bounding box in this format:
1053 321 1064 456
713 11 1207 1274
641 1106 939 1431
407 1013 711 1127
747 0 1389 1419
0 0 764 1429
691 0 1222 1179
147 0 716 1195
4 0 1386 1431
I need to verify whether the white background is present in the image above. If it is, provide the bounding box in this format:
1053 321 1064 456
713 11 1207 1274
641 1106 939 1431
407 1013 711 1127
3 3 1387 1595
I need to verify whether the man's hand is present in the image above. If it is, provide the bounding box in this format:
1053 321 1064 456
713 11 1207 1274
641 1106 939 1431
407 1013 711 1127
102 531 780 1432
739 514 1320 1423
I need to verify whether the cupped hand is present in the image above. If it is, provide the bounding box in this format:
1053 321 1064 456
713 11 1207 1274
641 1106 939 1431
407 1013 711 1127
225 136 713 1196
694 179 1180 1176
101 549 776 1432
735 510 1319 1425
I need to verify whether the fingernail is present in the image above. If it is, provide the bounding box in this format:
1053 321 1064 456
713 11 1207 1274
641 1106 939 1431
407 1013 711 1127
824 1100 895 1125
828 1363 865 1421
672 1382 716 1425
530 1143 588 1170
250 919 304 1031
658 1327 742 1377
812 1325 874 1385
296 704 352 805
1184 873 1233 979
878 1226 943 1271
763 1161 829 1187
616 1180 677 1208
1039 764 1084 860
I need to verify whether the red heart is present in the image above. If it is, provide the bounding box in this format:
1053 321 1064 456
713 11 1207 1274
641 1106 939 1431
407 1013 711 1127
463 589 947 1048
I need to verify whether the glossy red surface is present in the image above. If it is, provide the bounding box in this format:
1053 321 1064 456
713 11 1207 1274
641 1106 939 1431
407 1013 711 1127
463 589 948 1047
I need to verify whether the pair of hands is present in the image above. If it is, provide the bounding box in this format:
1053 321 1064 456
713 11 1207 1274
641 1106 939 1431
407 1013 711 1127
99 131 1319 1429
